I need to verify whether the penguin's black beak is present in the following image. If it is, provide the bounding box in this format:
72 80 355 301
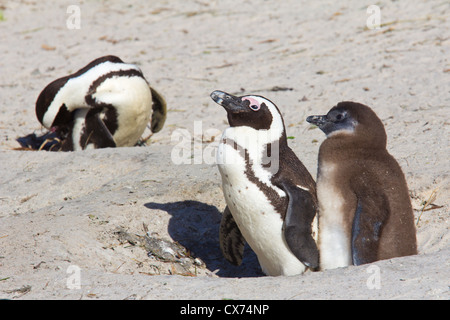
306 115 327 128
210 90 249 114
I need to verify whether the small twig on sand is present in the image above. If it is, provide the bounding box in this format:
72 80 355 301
416 188 439 225
5 285 32 298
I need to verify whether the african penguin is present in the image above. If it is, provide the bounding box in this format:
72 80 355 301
210 90 319 276
306 101 417 270
35 55 166 151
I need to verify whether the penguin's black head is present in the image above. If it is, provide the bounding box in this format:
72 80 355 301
306 101 387 146
210 90 283 131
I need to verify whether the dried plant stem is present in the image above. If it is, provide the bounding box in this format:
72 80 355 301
416 188 439 225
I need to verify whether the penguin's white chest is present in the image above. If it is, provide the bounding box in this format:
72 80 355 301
317 161 352 270
94 76 152 147
217 140 307 276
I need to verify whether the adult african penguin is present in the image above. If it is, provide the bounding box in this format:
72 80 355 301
210 90 319 276
35 55 166 151
306 101 417 270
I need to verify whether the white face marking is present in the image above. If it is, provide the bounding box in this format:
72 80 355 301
317 162 352 270
42 61 142 129
243 95 284 142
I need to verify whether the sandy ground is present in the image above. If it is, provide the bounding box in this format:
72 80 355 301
0 0 449 300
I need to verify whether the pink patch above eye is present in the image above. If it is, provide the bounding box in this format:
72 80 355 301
241 97 260 108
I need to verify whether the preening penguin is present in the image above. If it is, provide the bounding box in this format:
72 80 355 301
306 101 417 270
211 90 318 276
30 55 166 151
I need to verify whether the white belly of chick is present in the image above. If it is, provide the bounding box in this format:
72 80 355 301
218 142 306 276
317 162 352 270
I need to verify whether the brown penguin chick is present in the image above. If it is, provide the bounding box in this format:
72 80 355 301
307 101 417 270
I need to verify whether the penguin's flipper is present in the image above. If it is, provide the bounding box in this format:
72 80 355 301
280 181 319 270
351 191 389 266
81 108 116 149
149 86 167 133
219 206 245 266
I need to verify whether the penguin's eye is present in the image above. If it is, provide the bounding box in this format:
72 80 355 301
249 104 260 111
329 110 347 122
242 97 261 111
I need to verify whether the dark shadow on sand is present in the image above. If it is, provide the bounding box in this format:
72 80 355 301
144 200 263 278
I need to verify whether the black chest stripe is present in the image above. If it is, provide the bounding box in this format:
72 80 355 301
85 69 144 107
84 69 145 135
222 137 287 216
